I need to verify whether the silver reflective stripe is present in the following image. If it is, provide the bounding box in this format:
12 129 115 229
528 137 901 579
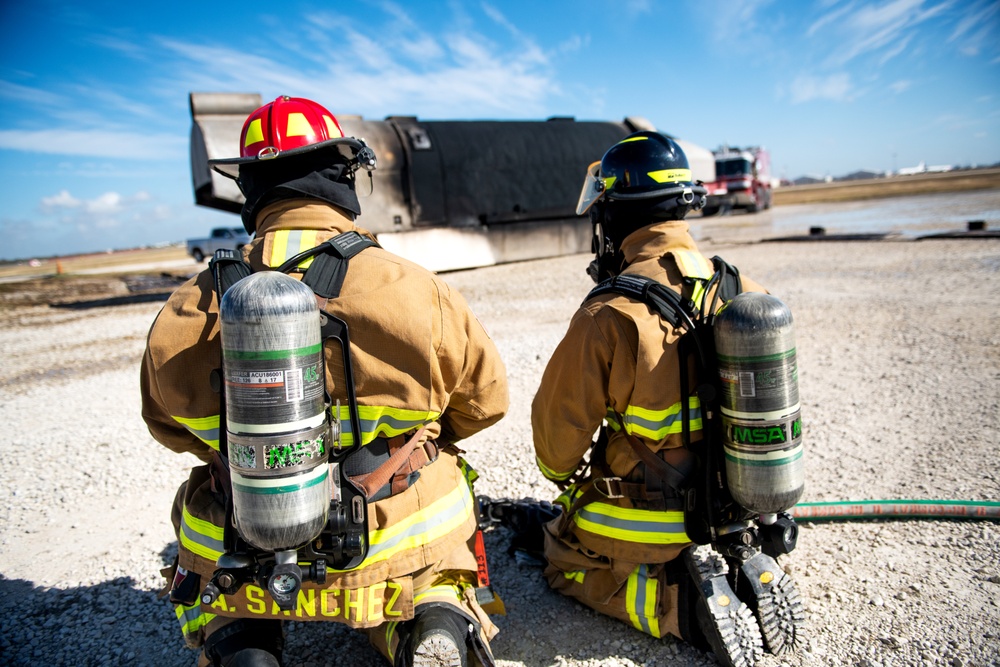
576 508 686 536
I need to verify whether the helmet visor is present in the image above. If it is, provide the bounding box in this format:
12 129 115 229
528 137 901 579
575 161 605 215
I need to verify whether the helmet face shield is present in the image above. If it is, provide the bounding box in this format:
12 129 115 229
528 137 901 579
575 161 605 215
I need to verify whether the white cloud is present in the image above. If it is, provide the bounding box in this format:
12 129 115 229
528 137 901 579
812 0 953 67
790 73 854 103
86 192 122 215
0 80 65 106
156 4 561 120
948 0 999 54
0 129 185 160
40 190 81 211
889 80 912 93
38 189 152 219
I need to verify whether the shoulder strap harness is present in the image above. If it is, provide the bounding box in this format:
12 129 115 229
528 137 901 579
567 256 743 516
210 231 431 509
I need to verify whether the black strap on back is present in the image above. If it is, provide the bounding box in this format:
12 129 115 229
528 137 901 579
299 231 378 299
587 273 699 330
701 256 742 322
272 231 377 298
209 249 253 300
582 258 744 506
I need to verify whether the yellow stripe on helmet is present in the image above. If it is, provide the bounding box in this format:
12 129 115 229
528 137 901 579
647 168 691 184
285 112 313 138
244 118 265 148
324 115 343 138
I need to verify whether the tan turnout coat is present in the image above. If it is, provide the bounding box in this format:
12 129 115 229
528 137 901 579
141 201 508 655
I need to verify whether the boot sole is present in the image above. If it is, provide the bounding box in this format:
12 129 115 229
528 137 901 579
412 631 465 667
685 545 764 667
732 552 806 655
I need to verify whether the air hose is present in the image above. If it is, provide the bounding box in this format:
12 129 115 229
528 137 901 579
789 499 1000 523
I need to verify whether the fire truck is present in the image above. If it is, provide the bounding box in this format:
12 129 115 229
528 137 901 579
701 146 772 216
189 92 716 272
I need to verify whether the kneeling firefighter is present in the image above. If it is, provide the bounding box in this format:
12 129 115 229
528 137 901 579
141 95 509 667
483 132 806 667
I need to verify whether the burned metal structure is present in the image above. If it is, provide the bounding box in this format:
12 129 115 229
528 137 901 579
190 92 715 272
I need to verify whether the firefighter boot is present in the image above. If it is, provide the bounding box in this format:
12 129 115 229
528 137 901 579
684 545 763 667
396 605 472 667
729 551 806 655
202 619 283 667
477 496 561 565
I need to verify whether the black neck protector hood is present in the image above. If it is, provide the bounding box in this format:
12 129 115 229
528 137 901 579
238 152 362 234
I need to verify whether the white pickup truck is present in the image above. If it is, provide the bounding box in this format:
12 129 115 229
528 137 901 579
186 227 251 262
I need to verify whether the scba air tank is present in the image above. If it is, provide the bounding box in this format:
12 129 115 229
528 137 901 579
220 271 331 552
714 292 804 515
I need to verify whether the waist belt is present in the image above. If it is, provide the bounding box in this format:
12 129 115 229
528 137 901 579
343 426 438 502
210 427 438 505
590 422 694 512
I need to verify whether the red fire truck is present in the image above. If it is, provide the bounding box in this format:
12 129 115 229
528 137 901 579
701 146 772 216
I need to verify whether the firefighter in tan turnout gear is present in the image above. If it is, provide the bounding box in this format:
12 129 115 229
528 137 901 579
485 131 805 667
141 95 508 667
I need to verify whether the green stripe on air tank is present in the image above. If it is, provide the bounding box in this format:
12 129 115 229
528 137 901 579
725 446 804 467
223 342 322 361
231 466 328 495
717 348 796 364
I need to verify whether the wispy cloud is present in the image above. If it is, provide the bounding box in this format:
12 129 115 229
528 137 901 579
0 129 185 160
0 80 65 107
947 0 1000 56
790 73 855 103
889 79 912 93
40 189 151 216
157 5 561 119
812 0 953 67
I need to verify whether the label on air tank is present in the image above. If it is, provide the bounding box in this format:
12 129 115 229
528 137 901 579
224 343 325 428
717 348 799 419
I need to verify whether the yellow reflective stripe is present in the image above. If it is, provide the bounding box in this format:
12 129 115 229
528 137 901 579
323 115 343 138
332 480 474 571
386 620 400 662
285 112 312 138
606 398 702 439
175 601 216 636
179 505 225 561
563 569 585 584
244 119 264 148
457 457 479 487
672 251 714 280
267 229 320 269
672 250 713 307
626 565 662 638
603 175 617 191
414 584 463 606
620 136 648 144
690 281 707 309
573 502 688 544
331 404 441 447
555 484 584 512
647 168 691 184
536 455 574 481
172 414 220 452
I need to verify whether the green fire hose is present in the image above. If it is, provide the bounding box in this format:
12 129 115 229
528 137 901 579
789 499 1000 523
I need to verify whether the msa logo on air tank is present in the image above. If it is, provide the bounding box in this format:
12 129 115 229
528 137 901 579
729 418 802 445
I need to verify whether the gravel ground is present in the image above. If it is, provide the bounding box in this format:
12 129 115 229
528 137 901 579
1 234 998 667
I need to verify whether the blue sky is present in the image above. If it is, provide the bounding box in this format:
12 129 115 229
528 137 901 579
0 0 997 260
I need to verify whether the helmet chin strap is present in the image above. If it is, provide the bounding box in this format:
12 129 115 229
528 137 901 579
588 210 624 284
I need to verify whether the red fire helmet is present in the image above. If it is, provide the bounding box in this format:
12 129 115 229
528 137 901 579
210 95 369 179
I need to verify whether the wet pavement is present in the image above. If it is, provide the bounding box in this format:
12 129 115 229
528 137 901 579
692 189 1000 244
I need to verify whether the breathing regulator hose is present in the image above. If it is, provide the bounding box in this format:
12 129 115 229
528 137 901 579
789 499 1000 523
